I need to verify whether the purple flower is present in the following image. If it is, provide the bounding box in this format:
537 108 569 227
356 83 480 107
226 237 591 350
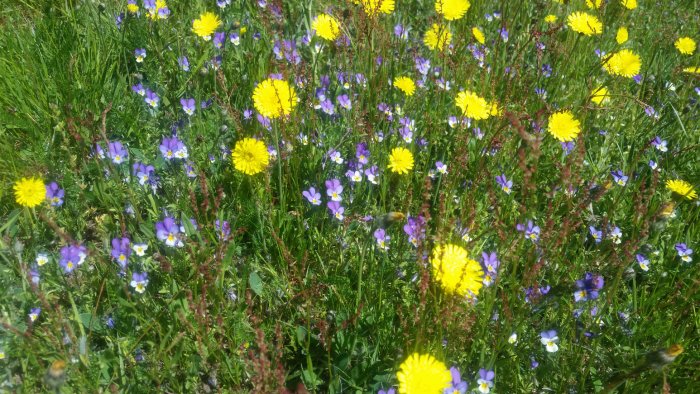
130 272 149 294
651 136 668 152
132 162 155 185
134 48 146 63
589 226 602 243
403 215 426 247
608 226 622 244
636 254 650 271
111 237 131 271
178 56 190 71
155 217 183 247
356 143 370 165
561 141 575 155
373 228 390 250
30 266 40 285
476 369 495 393
160 136 188 160
107 141 128 164
443 366 468 394
213 32 226 49
337 94 352 110
482 252 500 287
530 357 539 369
181 98 196 116
378 389 396 394
364 166 379 185
675 243 693 263
495 174 512 194
144 89 159 108
394 24 408 40
499 27 509 42
320 99 335 115
215 220 231 240
46 182 64 206
574 273 604 302
644 105 659 120
540 330 559 352
29 307 41 323
303 187 322 205
524 285 551 303
59 244 87 274
415 56 431 76
229 32 240 45
256 114 272 130
633 74 642 84
517 220 540 242
541 64 552 77
611 170 628 186
327 201 344 221
648 160 658 170
325 179 343 201
132 83 146 96
346 169 362 183
435 161 447 174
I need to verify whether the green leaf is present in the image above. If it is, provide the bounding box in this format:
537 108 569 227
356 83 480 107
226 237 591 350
248 271 263 296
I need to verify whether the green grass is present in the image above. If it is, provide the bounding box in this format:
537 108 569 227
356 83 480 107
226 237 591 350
1 0 699 392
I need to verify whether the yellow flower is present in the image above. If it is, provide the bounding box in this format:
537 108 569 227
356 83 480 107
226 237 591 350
621 0 637 9
591 86 610 105
683 66 700 74
127 3 139 13
312 14 340 41
192 12 222 40
616 27 629 44
435 0 470 21
423 23 452 51
472 27 485 44
394 76 416 96
666 180 698 200
252 78 298 119
545 14 558 23
675 37 697 55
397 353 452 394
603 49 642 78
567 12 603 36
232 138 269 175
586 0 603 8
547 110 581 142
14 177 45 208
388 147 414 175
456 90 491 120
431 244 484 296
358 0 394 16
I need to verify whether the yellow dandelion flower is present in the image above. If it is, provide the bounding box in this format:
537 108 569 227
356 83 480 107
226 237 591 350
472 27 485 44
489 101 502 117
621 0 637 9
455 90 491 120
14 177 45 208
312 14 340 41
682 66 700 74
666 180 698 200
431 244 484 297
435 0 470 21
252 78 298 119
616 27 629 44
192 12 222 40
232 138 269 175
586 0 603 8
567 12 603 36
547 110 581 142
603 49 642 78
423 23 452 51
675 37 697 55
388 147 414 175
358 0 395 16
127 3 139 13
397 353 452 394
545 14 558 23
394 76 416 96
591 86 610 105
